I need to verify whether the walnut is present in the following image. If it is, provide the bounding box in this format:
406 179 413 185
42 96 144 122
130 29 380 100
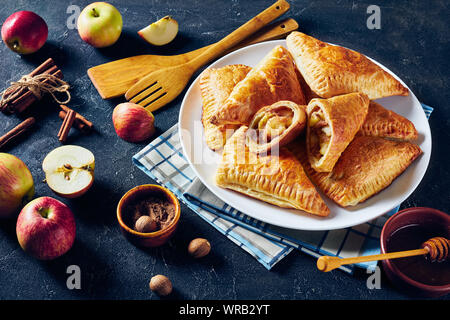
149 274 172 296
187 238 211 258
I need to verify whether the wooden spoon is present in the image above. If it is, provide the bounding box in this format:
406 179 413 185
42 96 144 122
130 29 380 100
88 18 298 99
125 0 290 112
317 237 449 272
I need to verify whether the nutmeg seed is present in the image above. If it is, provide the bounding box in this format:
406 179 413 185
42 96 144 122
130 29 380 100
135 215 157 233
149 274 172 296
188 238 211 258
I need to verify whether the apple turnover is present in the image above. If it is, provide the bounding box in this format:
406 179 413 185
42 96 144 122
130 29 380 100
286 31 409 100
290 136 422 207
216 126 329 216
246 100 306 154
210 45 306 126
359 101 418 140
200 64 251 151
306 93 369 172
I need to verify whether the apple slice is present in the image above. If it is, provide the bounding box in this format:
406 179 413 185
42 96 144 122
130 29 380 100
43 145 95 198
138 16 178 46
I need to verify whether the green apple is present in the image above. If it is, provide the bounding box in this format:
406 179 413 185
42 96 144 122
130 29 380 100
138 16 178 46
77 2 122 48
0 153 34 218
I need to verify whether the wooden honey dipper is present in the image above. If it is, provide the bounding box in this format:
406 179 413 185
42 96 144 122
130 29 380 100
317 237 449 272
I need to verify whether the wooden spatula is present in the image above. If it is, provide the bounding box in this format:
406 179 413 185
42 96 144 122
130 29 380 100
88 18 297 99
125 0 290 111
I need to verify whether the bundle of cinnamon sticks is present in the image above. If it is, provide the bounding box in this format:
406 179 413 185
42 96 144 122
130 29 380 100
0 58 93 147
0 58 64 114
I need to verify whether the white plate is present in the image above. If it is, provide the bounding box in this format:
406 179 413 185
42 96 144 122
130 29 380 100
179 40 431 231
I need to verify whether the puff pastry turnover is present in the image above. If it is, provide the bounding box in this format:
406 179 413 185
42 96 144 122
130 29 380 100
359 101 418 140
306 93 369 172
247 100 306 154
200 64 251 151
216 126 329 216
210 45 306 126
290 136 422 207
286 31 409 100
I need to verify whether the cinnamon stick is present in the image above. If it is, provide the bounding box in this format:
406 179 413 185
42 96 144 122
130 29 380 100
0 58 66 114
59 105 93 132
57 110 76 143
58 111 92 132
0 117 35 150
12 68 64 113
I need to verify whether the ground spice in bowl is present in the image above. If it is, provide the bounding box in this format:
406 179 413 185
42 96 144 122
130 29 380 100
128 194 176 232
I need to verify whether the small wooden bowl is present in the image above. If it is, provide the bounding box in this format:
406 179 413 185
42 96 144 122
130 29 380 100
380 207 450 298
117 184 181 247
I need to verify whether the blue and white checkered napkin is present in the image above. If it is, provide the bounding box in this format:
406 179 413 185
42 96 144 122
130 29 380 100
133 104 433 272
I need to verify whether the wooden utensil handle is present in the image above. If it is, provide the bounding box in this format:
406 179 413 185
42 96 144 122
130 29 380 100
189 0 290 69
179 18 298 65
237 18 298 47
317 248 428 272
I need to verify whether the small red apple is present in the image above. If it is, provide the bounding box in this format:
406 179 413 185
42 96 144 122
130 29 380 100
1 11 48 54
16 197 76 260
112 102 155 142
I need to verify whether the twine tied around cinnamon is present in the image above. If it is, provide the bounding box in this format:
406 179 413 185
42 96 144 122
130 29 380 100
0 73 71 112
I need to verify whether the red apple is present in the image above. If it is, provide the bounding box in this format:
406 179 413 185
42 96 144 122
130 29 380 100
16 197 76 260
1 11 48 54
112 102 155 142
0 153 34 218
77 2 122 48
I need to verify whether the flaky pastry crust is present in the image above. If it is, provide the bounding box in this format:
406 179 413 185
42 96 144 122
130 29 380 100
306 93 369 172
359 101 418 140
210 45 306 126
200 64 251 151
216 126 329 216
286 32 409 100
289 136 422 207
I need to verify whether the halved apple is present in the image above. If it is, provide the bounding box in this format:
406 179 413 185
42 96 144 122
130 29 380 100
43 145 95 198
138 16 178 46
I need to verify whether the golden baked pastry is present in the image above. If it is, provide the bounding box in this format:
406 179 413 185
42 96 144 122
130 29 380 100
286 31 409 100
290 136 422 207
210 45 306 126
359 101 418 140
247 100 306 154
216 126 329 216
295 67 320 104
306 93 369 172
200 64 251 151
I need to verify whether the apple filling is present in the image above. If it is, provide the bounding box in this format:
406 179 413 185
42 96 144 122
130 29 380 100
254 107 293 142
247 101 306 154
309 107 331 160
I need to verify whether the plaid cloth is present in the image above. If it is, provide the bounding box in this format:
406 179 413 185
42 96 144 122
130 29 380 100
133 103 433 272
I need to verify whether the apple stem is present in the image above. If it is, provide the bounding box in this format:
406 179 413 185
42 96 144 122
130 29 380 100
38 207 50 219
12 41 19 51
92 8 100 17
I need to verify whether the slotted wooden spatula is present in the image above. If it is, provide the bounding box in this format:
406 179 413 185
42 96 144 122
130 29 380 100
125 0 290 111
88 18 297 99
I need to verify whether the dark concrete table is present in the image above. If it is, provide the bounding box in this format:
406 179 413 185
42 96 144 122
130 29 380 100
0 0 448 300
